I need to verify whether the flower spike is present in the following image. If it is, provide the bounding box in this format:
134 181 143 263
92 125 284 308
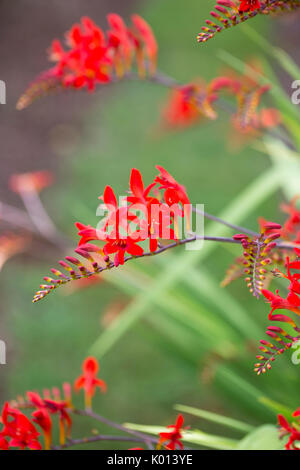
255 249 300 375
197 0 300 44
233 222 282 298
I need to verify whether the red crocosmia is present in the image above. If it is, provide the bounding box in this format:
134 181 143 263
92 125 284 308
1 403 42 450
262 289 300 318
74 357 107 410
239 0 260 12
49 16 111 91
131 14 158 76
9 170 54 193
0 435 9 450
278 413 300 450
162 86 200 129
107 13 133 76
127 168 156 206
32 408 52 451
155 165 190 232
43 399 72 447
103 231 144 267
155 166 190 209
158 414 185 450
281 197 300 237
99 185 138 236
27 391 71 447
76 222 104 246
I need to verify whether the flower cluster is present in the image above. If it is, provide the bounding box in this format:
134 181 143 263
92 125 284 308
16 14 157 109
0 357 106 450
33 166 190 302
161 69 280 137
254 249 300 374
197 0 300 44
278 408 300 450
158 414 186 450
232 222 282 298
0 356 185 451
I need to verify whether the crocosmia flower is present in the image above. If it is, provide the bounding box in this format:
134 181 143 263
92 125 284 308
158 414 185 450
74 357 107 410
1 403 42 450
239 0 260 12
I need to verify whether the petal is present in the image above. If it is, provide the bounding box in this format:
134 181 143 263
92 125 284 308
103 185 117 208
130 168 144 198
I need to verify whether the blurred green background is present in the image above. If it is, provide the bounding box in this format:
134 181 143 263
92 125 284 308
1 0 300 449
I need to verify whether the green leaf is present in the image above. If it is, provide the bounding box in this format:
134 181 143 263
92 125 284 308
258 396 294 418
242 25 300 80
236 425 284 450
124 423 238 450
175 404 254 433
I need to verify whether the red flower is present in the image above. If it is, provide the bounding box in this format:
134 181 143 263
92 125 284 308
32 408 52 451
43 399 72 446
158 414 185 450
103 231 144 266
281 197 300 238
107 14 133 76
74 357 107 410
50 17 111 91
1 403 41 450
262 289 300 318
239 0 260 12
162 83 217 129
155 166 190 210
278 413 300 450
99 185 138 237
76 222 105 246
9 170 54 193
155 165 190 232
131 14 158 76
127 168 156 207
0 436 9 450
27 391 71 447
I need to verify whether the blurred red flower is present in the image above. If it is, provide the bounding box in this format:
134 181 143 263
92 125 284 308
74 357 107 410
158 414 185 450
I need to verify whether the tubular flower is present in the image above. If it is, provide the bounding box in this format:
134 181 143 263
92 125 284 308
278 411 300 450
9 170 54 193
17 14 158 109
1 403 42 450
197 1 300 44
232 222 282 298
131 14 158 76
74 357 107 410
0 234 30 272
162 83 217 129
103 231 144 267
0 436 9 450
158 414 185 450
254 249 300 375
32 408 52 450
161 68 279 138
239 0 260 11
43 400 72 447
281 197 300 238
27 391 72 447
33 166 190 302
